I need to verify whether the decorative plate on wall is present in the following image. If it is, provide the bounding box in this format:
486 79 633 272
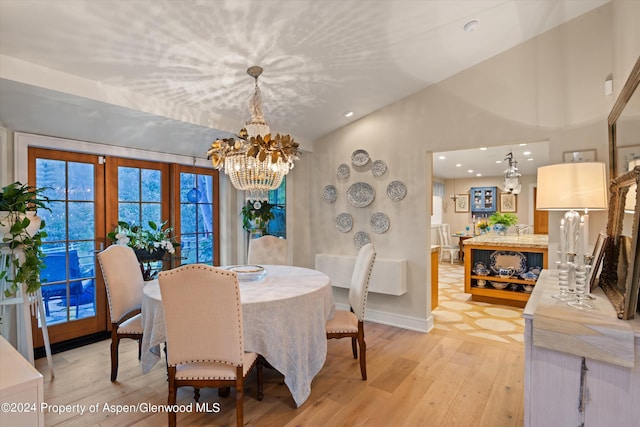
369 212 390 234
386 180 407 201
321 185 338 203
351 149 370 167
337 163 350 179
371 160 387 177
347 182 375 207
336 213 353 233
353 231 371 249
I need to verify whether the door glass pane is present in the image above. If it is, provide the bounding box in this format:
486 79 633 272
141 169 161 202
118 203 140 225
179 172 214 264
118 167 139 201
142 203 161 226
68 202 94 240
68 163 94 201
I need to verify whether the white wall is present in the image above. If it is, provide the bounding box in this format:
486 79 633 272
311 4 618 331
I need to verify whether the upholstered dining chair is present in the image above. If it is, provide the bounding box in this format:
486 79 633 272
97 245 145 382
437 224 459 264
158 264 263 427
247 235 288 265
325 243 376 380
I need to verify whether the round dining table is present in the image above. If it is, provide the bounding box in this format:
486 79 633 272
140 265 335 408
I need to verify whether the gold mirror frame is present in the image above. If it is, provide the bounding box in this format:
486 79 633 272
602 56 640 319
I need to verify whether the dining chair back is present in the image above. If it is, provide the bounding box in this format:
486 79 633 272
326 243 376 380
248 235 288 265
158 264 263 427
437 224 459 264
97 244 145 381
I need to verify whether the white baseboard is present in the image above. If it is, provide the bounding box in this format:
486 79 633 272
334 302 434 333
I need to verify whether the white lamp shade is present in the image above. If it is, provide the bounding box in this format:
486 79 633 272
537 162 608 210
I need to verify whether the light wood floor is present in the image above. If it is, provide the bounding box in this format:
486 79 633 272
36 320 524 426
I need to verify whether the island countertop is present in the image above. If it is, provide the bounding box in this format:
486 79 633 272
462 233 548 249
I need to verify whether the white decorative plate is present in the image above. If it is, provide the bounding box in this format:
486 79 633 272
386 180 407 201
225 265 267 281
321 185 337 203
369 212 390 234
351 149 370 167
489 251 527 275
347 182 375 208
336 213 353 233
353 231 371 249
371 160 387 177
337 163 350 179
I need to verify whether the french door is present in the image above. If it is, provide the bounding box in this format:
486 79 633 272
29 148 220 346
29 148 106 346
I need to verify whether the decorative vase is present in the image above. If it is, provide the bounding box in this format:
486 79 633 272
493 224 508 235
134 248 166 262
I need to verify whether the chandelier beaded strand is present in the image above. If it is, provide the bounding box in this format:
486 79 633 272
207 66 300 196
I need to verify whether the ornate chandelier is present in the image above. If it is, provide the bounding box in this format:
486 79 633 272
207 66 300 196
503 152 521 195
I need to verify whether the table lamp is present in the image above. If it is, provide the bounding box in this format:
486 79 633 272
537 162 608 308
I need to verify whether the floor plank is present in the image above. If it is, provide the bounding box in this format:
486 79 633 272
33 263 525 426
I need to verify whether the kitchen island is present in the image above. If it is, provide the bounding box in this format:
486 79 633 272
463 234 548 307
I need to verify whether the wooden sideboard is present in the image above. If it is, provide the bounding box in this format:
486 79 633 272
524 270 640 426
463 234 548 307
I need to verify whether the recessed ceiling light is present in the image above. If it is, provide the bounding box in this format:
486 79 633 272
496 160 502 164
467 169 474 173
480 147 487 151
519 143 527 146
476 173 482 177
344 111 354 118
455 163 462 167
527 158 534 161
463 19 479 32
439 155 446 160
523 151 531 156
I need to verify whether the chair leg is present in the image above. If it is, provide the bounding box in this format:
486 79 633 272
236 367 244 427
351 336 358 359
193 387 200 402
138 338 142 360
110 333 120 382
167 367 177 427
256 357 264 401
358 322 367 381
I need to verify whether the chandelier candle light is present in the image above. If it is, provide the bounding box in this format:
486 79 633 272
207 66 300 199
536 162 608 308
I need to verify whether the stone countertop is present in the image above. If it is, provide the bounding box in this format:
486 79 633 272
463 233 548 249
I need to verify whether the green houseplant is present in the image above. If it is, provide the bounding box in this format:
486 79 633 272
107 220 179 280
0 181 50 296
240 200 274 236
488 211 518 235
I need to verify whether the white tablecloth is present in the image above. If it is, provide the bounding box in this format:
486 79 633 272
140 265 335 407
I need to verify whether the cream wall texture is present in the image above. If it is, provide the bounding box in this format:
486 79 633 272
311 3 628 331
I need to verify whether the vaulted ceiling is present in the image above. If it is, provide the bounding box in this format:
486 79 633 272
0 0 608 169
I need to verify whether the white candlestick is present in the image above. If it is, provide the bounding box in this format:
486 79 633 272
583 210 589 254
577 218 584 266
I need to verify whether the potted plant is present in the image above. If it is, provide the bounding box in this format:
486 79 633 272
107 220 179 280
488 212 518 235
0 181 50 296
477 221 491 234
240 200 274 237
